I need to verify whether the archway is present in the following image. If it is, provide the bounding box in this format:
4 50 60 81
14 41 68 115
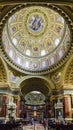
18 76 55 96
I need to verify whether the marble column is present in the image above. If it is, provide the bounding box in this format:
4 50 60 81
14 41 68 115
64 96 71 119
14 97 20 118
71 95 73 108
1 96 7 117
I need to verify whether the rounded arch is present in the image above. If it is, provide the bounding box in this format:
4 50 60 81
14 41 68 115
17 76 55 96
63 55 73 85
0 56 9 84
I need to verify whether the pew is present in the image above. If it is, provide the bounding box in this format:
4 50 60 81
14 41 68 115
48 124 73 130
0 124 22 130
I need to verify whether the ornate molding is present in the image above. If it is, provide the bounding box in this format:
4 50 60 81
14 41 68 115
0 0 73 5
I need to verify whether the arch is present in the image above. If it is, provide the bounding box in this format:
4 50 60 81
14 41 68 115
17 76 55 96
63 55 73 85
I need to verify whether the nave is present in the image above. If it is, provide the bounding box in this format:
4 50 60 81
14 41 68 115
23 123 45 130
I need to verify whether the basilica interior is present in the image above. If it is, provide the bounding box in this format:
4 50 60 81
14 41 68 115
0 0 73 129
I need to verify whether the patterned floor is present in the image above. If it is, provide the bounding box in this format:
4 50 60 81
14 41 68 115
23 123 45 130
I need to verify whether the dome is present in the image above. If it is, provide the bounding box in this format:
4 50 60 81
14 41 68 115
1 5 71 73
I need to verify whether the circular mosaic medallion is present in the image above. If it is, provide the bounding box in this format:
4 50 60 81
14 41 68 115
26 10 47 36
29 15 44 32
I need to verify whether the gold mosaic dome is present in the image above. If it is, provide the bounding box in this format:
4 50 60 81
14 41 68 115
1 5 72 74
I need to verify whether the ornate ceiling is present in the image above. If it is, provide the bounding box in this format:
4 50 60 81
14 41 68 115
0 57 7 83
4 6 66 59
0 4 73 74
64 56 73 86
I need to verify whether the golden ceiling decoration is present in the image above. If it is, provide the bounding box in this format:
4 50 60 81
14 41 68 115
64 56 73 85
0 58 7 83
5 6 65 58
0 4 73 74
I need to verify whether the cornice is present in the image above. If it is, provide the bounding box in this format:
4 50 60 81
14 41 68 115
0 0 73 5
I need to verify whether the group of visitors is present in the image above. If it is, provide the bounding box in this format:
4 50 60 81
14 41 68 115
30 117 47 130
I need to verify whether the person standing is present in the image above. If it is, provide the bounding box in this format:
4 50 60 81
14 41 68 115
43 118 47 130
31 117 34 125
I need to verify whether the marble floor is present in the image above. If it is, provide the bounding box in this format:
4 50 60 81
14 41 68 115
23 123 46 130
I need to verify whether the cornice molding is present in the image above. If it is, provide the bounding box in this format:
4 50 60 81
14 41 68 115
0 0 73 5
